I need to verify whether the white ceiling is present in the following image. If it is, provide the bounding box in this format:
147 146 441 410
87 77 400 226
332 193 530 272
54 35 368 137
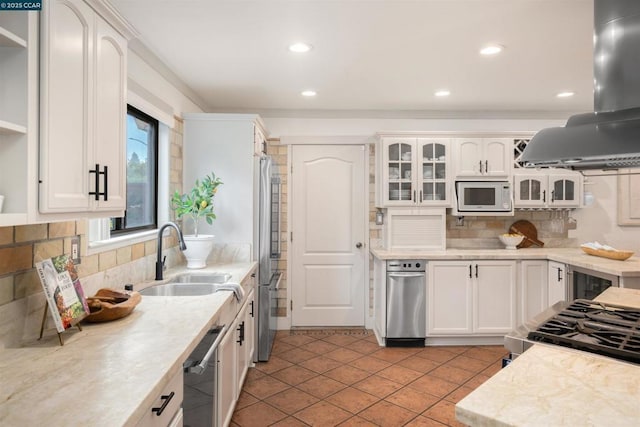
110 0 595 117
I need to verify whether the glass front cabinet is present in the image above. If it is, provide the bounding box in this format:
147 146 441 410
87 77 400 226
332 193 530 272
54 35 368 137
379 137 450 207
513 169 582 208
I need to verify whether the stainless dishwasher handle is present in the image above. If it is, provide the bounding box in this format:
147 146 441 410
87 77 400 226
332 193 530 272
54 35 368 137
186 324 227 375
388 272 425 278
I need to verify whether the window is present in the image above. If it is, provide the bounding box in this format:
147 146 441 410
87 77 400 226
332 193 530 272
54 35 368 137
111 105 158 234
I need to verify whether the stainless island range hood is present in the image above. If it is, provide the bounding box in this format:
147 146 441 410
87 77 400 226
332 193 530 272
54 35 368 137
521 0 640 170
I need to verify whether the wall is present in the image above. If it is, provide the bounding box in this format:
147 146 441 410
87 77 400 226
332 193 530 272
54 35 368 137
572 175 640 252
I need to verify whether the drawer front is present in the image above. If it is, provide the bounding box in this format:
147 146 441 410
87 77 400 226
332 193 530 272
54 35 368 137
136 369 184 427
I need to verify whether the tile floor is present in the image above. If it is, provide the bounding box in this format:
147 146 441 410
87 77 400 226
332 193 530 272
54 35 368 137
231 330 508 426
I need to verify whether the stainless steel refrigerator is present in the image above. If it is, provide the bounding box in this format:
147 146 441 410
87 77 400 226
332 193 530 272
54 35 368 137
256 156 280 361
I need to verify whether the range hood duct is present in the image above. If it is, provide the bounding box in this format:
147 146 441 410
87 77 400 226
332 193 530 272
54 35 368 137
521 0 640 170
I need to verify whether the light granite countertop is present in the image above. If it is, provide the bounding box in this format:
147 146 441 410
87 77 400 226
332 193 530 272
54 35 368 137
370 247 640 277
0 261 257 427
455 287 640 426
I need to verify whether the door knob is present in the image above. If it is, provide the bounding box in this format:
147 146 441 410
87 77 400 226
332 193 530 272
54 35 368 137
355 242 363 249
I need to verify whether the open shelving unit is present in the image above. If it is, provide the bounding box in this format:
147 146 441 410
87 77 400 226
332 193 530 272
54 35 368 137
0 12 36 226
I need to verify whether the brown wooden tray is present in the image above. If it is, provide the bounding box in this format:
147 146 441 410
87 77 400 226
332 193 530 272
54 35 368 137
84 289 141 323
581 246 634 261
509 220 544 248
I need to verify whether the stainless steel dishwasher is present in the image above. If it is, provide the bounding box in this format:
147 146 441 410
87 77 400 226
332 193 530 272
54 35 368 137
182 324 227 427
386 260 426 346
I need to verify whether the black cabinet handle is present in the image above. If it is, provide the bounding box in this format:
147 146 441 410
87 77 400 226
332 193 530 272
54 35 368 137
88 164 108 201
413 190 416 203
485 160 488 174
475 264 479 278
250 301 254 317
237 321 245 345
551 190 555 202
479 160 483 174
543 190 546 203
469 265 472 278
419 190 423 203
557 268 562 282
152 391 175 416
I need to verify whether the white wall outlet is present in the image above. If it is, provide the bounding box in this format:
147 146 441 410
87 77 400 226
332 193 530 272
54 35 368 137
71 236 80 264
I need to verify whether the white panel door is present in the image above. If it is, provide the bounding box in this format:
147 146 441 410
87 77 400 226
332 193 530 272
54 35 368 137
291 145 366 326
519 260 548 324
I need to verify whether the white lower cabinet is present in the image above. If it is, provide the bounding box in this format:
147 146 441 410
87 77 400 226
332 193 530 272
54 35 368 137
217 318 237 427
547 261 567 306
428 260 516 335
136 369 183 427
218 286 255 427
518 260 549 324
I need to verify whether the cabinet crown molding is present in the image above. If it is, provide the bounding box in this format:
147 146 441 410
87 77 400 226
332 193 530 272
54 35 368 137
85 0 138 40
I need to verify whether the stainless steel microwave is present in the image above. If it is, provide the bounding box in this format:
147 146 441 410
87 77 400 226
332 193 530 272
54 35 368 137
455 181 512 212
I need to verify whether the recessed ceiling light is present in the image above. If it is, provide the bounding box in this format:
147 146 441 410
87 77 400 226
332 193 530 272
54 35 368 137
556 91 575 98
434 90 450 97
301 90 317 97
480 44 504 56
288 42 312 53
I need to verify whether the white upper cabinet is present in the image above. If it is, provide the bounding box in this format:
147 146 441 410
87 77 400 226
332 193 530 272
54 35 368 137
453 138 512 178
39 0 129 216
513 169 582 209
377 137 451 207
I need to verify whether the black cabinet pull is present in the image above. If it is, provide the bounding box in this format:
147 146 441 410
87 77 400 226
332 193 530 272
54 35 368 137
250 301 254 317
475 264 479 278
469 265 472 278
485 160 488 174
479 160 483 174
237 321 245 345
542 190 546 203
152 391 174 416
551 190 555 202
557 268 562 282
88 164 108 201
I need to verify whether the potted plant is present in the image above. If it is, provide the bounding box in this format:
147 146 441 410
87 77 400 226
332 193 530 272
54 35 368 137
171 172 223 268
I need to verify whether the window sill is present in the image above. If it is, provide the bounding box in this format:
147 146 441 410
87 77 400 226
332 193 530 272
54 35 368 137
88 229 158 255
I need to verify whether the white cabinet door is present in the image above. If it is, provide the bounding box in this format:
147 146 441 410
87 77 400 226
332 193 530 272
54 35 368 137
93 15 126 211
40 0 127 216
514 173 547 208
454 138 512 178
428 261 473 335
483 138 511 177
39 0 93 212
454 139 483 177
381 137 417 206
244 290 255 367
519 261 548 324
548 172 582 208
474 261 517 334
217 324 237 427
548 261 567 306
236 301 250 394
416 138 450 206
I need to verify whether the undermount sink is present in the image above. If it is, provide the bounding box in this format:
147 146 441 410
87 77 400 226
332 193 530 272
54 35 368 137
173 272 232 284
139 283 222 297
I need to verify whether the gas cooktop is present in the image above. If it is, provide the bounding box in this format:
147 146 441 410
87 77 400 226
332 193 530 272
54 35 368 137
527 299 640 364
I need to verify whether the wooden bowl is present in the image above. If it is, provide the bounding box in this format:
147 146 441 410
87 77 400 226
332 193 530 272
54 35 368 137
581 246 634 261
84 288 141 323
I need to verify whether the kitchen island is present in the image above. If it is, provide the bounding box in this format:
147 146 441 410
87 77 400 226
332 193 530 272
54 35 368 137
455 287 640 426
0 261 256 426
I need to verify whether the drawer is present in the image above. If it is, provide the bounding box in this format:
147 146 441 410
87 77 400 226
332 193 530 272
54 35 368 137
136 369 183 427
